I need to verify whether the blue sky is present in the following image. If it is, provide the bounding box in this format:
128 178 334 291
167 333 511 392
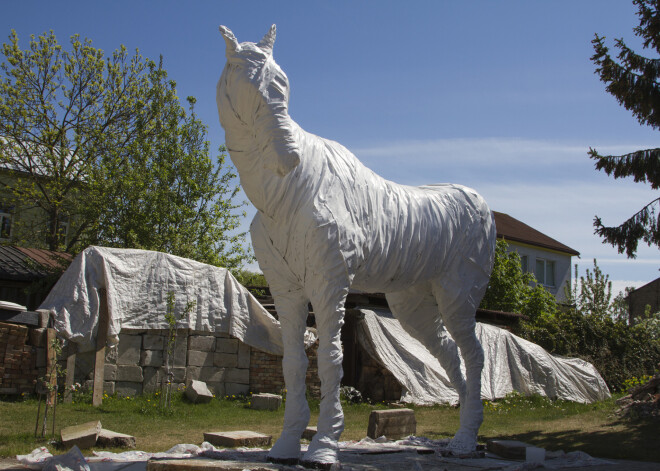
3 1 659 294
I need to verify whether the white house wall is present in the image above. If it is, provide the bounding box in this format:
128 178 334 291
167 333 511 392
505 241 572 302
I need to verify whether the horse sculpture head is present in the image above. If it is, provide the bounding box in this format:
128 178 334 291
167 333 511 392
217 25 300 177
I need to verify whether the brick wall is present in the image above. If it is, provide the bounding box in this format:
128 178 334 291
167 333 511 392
249 341 321 398
0 321 45 395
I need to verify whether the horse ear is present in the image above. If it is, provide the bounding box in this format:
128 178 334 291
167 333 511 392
219 25 240 54
257 24 276 55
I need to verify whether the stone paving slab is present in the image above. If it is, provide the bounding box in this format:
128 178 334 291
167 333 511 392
60 420 102 449
203 431 272 448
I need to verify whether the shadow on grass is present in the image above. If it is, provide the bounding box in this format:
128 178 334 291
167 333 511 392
424 417 659 462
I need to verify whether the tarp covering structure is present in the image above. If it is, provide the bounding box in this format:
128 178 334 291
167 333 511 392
357 308 611 404
41 246 609 405
40 246 315 356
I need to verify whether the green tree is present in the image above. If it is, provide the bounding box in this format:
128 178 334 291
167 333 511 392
0 30 249 269
589 0 660 258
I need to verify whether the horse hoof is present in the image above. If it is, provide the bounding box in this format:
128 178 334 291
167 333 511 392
300 459 339 470
448 430 477 454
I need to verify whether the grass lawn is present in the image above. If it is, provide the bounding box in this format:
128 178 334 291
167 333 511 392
0 391 658 462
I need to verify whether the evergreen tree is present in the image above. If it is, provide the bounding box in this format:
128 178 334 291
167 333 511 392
590 0 660 257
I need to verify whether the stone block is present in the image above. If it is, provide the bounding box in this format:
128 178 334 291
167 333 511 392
199 367 226 383
487 439 532 460
213 352 238 368
250 393 282 411
189 335 215 352
225 382 249 396
225 368 249 384
160 366 186 383
28 328 47 347
172 334 188 368
35 347 46 368
97 428 136 448
104 364 117 381
143 334 165 350
117 334 142 365
185 366 201 382
203 431 271 448
116 365 143 382
237 343 250 368
103 381 115 396
185 379 214 403
141 350 164 367
206 382 225 397
115 382 142 397
188 350 213 367
367 409 416 440
216 338 238 353
60 420 102 449
143 367 161 393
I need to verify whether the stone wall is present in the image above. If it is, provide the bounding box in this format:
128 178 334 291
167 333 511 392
0 321 46 395
93 329 252 398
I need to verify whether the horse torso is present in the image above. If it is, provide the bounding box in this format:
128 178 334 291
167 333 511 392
244 126 494 293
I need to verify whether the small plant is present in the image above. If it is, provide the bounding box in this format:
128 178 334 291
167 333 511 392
34 337 65 437
621 375 653 394
160 291 196 410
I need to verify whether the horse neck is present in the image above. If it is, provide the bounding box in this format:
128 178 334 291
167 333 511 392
225 123 302 218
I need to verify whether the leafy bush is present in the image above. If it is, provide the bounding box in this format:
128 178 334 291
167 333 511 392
483 241 660 391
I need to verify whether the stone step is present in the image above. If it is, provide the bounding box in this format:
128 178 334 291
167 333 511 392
203 431 272 448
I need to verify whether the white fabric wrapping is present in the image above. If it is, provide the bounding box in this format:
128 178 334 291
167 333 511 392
358 308 610 404
39 246 315 355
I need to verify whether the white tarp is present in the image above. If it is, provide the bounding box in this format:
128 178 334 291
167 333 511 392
357 308 610 404
39 246 315 356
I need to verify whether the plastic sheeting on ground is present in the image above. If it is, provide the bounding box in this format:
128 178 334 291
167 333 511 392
39 246 315 355
357 308 611 404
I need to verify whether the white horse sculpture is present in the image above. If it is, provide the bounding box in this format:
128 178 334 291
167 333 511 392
217 25 496 467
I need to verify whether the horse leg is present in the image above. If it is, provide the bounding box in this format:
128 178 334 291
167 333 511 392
432 276 487 453
387 284 467 408
266 288 311 462
301 283 349 466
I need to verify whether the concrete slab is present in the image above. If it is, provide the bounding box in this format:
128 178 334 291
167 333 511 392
203 431 272 448
60 420 102 449
250 393 282 411
97 428 137 448
367 408 416 440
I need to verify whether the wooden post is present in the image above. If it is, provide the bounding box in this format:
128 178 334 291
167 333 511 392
46 328 57 406
63 342 77 404
92 288 109 407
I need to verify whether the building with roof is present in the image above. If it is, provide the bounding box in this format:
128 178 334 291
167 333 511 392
627 277 660 324
493 211 580 302
0 245 71 310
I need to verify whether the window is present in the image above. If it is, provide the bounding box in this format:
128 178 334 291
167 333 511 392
535 258 555 287
520 255 528 273
0 206 13 240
